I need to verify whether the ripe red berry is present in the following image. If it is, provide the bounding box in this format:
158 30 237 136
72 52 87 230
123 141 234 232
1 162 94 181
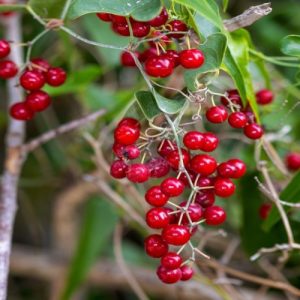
114 125 140 145
157 139 177 157
111 22 130 36
161 252 182 269
204 206 226 225
144 55 173 78
0 40 10 58
148 8 168 27
256 89 273 105
228 112 247 128
145 186 169 207
10 102 34 121
157 265 182 284
146 207 170 229
201 132 219 152
183 131 204 150
139 47 158 62
177 171 196 187
146 157 170 178
179 201 203 223
286 152 300 171
168 20 188 39
162 224 191 245
180 266 194 281
118 117 141 129
217 162 236 178
221 89 242 107
161 177 184 197
20 70 45 90
120 51 140 67
206 105 228 123
96 12 112 22
126 163 149 183
144 234 168 258
195 191 215 208
46 67 67 86
243 123 263 139
179 49 205 69
25 91 51 112
214 178 235 198
166 148 190 170
0 60 18 79
195 176 215 188
259 203 272 220
190 154 217 176
110 160 128 179
131 21 150 38
122 145 140 160
110 15 127 23
227 159 246 178
30 58 50 73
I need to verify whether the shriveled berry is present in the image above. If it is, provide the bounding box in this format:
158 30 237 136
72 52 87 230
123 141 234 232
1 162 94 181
145 234 168 258
180 266 194 281
228 112 247 128
214 178 235 198
0 60 18 79
20 70 45 90
162 224 191 245
161 252 182 270
114 125 140 145
0 40 10 58
126 163 149 183
25 91 51 112
145 186 169 207
144 55 173 78
201 132 219 152
206 105 228 123
146 207 170 229
46 67 67 86
157 265 182 284
244 123 263 139
168 20 188 39
148 8 168 27
161 177 184 197
179 49 205 69
205 206 226 225
10 102 34 121
286 152 300 171
110 160 128 179
146 157 170 178
190 154 217 176
256 89 273 105
166 148 190 170
183 131 204 150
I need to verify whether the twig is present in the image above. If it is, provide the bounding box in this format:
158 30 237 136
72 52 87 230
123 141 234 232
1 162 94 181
0 10 25 300
113 223 149 300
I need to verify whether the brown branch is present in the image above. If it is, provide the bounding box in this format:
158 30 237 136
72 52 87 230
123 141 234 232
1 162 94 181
224 3 272 32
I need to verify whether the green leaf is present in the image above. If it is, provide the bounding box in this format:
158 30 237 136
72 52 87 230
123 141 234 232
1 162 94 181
61 197 118 300
263 171 300 231
44 65 102 96
222 0 229 12
28 0 68 18
153 91 186 115
184 33 227 91
135 91 162 120
0 4 26 12
281 35 300 57
68 0 161 20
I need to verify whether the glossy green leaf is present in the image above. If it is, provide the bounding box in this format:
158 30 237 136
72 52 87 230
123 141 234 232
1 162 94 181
281 35 300 57
135 91 161 120
28 0 68 18
184 33 227 91
68 0 161 20
153 91 186 115
61 197 118 300
263 171 300 231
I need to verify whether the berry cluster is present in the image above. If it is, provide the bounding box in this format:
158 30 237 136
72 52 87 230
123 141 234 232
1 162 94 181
7 58 67 121
110 115 248 284
0 39 18 79
96 8 205 78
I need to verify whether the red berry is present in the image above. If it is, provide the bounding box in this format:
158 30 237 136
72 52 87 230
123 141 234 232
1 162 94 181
228 112 247 128
10 102 34 121
195 191 215 208
179 49 205 69
157 139 177 157
117 117 141 129
111 22 130 36
180 266 194 281
190 154 217 176
161 252 182 269
201 132 219 152
206 105 228 123
20 70 45 90
145 186 169 207
157 265 182 284
221 89 242 107
168 20 188 39
227 159 246 178
217 162 236 178
30 58 50 73
114 125 140 145
112 143 125 158
148 8 168 27
146 207 170 229
164 50 180 67
0 60 18 79
177 171 196 187
166 148 190 170
214 178 235 198
122 145 140 159
46 67 67 86
96 12 112 22
126 163 149 183
256 89 273 105
205 206 226 225
243 123 263 139
145 234 168 258
25 91 51 112
161 177 184 197
146 157 170 178
162 224 191 245
139 47 158 62
0 40 10 58
259 203 272 220
179 201 203 223
286 152 300 171
195 176 214 188
131 21 150 38
183 131 204 150
144 55 173 78
120 51 140 67
110 160 128 179
110 15 127 23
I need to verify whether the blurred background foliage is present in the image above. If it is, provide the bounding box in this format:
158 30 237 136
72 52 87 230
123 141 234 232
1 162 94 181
1 0 300 299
